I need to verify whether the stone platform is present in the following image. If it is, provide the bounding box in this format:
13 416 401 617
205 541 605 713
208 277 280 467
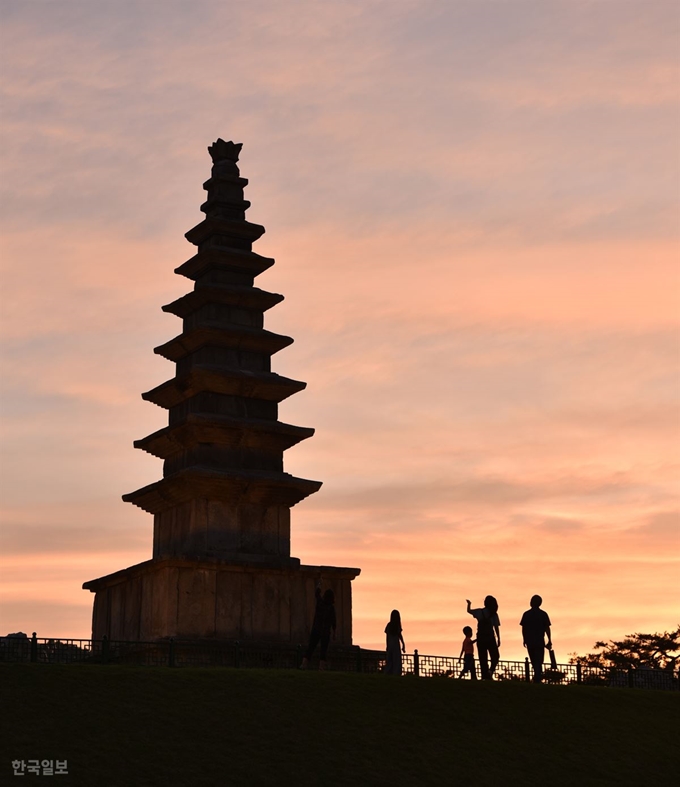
83 557 359 645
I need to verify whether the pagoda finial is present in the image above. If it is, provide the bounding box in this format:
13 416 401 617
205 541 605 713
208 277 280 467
208 139 242 163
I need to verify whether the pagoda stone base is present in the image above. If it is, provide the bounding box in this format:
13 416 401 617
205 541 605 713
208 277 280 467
83 557 360 645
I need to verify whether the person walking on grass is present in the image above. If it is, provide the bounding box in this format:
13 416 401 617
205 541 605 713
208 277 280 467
384 610 406 676
520 595 552 683
458 625 477 679
301 582 336 670
466 596 501 680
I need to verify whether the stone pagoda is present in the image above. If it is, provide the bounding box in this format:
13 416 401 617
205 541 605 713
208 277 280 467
83 140 360 645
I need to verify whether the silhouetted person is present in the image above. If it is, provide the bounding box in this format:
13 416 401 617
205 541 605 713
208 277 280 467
301 583 336 670
458 625 477 679
520 595 552 683
467 596 501 680
384 609 406 676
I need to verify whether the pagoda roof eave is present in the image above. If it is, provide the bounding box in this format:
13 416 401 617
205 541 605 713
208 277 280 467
185 217 265 246
154 326 294 362
175 248 275 280
83 557 361 593
123 467 323 513
141 367 306 408
162 284 283 317
133 416 315 459
199 197 251 215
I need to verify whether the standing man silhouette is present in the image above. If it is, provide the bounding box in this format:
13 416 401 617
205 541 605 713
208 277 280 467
520 595 552 683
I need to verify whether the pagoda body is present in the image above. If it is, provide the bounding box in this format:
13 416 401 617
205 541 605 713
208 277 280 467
83 140 360 645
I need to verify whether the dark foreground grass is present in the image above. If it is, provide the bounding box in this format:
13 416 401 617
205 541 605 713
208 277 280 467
1 665 678 787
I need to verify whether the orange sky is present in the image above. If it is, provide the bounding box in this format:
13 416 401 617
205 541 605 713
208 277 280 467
1 0 678 661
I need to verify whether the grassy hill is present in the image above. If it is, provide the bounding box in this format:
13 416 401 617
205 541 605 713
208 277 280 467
2 664 678 786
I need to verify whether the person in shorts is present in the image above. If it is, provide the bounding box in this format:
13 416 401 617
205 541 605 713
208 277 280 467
458 625 477 679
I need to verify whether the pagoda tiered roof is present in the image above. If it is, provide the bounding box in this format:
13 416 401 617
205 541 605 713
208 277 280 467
141 367 306 408
124 139 322 554
174 248 275 280
162 284 283 317
133 415 314 459
153 325 294 362
123 467 322 514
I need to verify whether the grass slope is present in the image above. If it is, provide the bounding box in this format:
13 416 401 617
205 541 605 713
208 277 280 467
2 665 678 786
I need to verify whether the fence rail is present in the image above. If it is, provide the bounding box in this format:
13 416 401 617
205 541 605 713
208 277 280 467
1 633 677 691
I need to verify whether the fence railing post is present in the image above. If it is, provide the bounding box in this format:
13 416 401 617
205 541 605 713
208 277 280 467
296 643 302 669
576 662 582 684
627 667 634 688
234 640 240 668
355 647 362 673
30 632 38 663
101 635 109 664
168 638 175 668
414 649 420 678
524 657 531 682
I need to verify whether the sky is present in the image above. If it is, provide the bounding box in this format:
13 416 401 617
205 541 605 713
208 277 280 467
0 0 678 661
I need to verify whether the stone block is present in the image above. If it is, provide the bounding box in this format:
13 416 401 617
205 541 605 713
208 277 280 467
177 567 216 638
215 569 242 638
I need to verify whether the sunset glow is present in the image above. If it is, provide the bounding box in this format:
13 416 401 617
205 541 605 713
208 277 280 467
1 0 678 661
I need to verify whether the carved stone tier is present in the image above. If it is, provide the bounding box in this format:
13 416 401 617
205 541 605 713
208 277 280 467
123 467 322 513
163 285 284 317
175 248 275 283
141 368 305 408
154 326 294 362
185 216 265 250
134 415 314 459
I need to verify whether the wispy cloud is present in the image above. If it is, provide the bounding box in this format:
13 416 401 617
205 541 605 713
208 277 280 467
0 0 677 655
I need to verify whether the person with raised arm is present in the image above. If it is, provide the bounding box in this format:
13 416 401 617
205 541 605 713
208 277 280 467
466 596 501 680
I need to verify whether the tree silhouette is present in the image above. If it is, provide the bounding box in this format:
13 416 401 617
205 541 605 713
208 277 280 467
571 626 679 672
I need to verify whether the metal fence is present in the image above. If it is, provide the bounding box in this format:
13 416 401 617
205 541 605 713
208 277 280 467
1 634 677 691
401 651 679 690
